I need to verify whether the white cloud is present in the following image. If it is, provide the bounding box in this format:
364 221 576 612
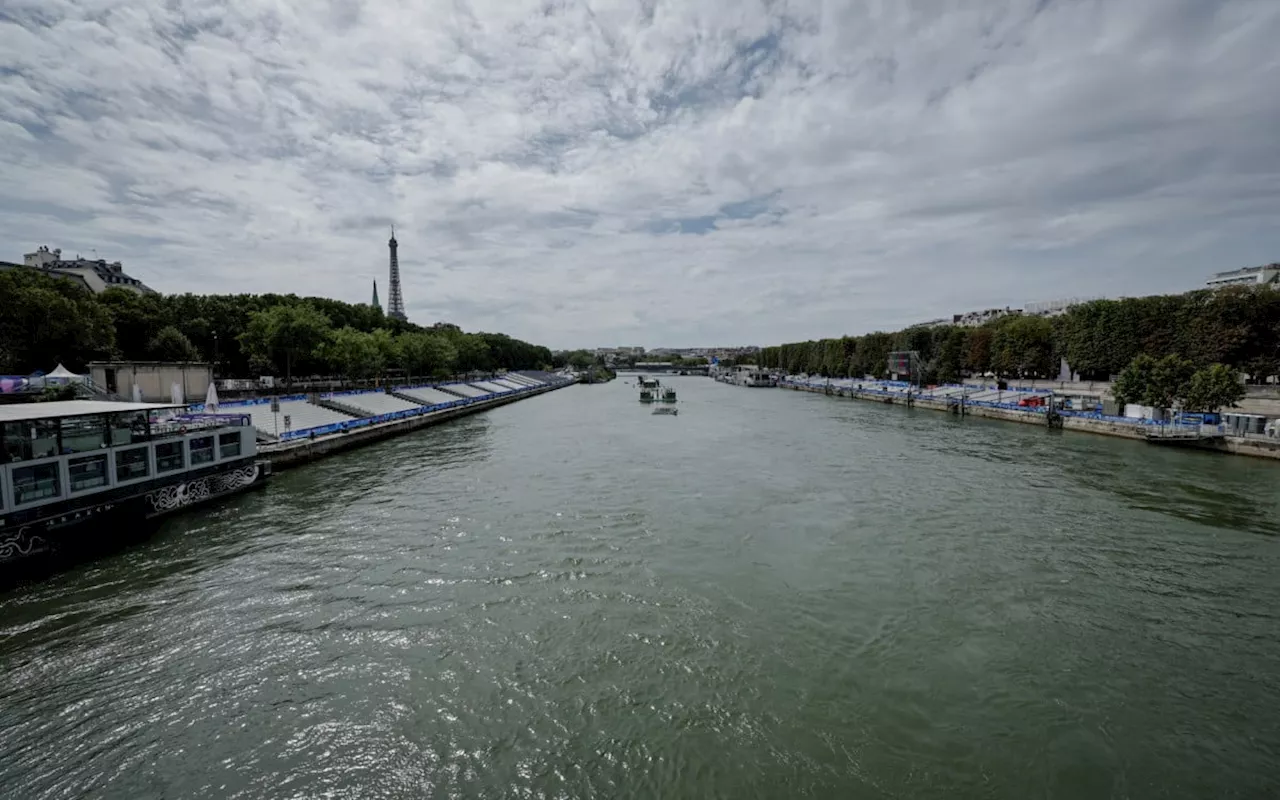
1 0 1278 348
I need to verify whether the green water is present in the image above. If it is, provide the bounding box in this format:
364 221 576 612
1 377 1278 798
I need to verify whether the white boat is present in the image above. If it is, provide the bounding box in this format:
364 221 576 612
732 365 776 387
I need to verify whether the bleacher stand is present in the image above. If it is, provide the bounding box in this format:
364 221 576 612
449 384 492 398
491 379 525 391
400 386 465 405
515 370 560 384
334 391 422 415
238 398 357 440
471 381 513 394
502 374 540 387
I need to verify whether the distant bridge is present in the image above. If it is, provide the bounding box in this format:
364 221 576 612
617 364 709 375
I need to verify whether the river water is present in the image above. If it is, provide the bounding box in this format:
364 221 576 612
1 377 1278 799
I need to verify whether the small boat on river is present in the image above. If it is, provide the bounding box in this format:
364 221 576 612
652 406 678 416
661 387 677 403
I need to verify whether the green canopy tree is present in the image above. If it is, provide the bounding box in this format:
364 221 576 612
990 316 1055 378
1183 364 1246 412
98 288 168 359
398 332 457 378
935 327 968 384
566 350 596 369
148 326 201 362
1112 354 1155 409
238 304 332 386
0 270 115 373
320 326 381 379
453 333 493 373
1113 353 1196 409
1148 354 1196 409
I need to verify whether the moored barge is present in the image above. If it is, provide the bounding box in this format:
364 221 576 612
0 401 270 578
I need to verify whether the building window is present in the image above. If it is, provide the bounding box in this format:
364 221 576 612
156 441 184 473
69 453 109 491
115 446 150 481
190 436 215 465
12 462 61 505
61 415 108 454
218 432 241 459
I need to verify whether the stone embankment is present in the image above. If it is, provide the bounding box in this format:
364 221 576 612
782 379 1280 462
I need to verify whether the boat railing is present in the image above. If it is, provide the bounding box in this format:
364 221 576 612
151 413 252 438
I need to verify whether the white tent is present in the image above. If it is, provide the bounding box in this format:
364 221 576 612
204 382 219 412
46 364 85 386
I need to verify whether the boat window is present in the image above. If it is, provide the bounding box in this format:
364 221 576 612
155 441 185 473
115 446 150 481
218 432 241 459
69 454 109 492
2 420 60 462
108 411 149 446
190 436 215 465
12 462 61 506
61 415 109 454
1 422 28 463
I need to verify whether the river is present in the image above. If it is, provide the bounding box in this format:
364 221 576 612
1 376 1278 799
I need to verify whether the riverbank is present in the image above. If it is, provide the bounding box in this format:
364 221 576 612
781 379 1280 462
261 378 573 469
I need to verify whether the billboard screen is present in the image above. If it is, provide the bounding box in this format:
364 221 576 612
887 351 918 376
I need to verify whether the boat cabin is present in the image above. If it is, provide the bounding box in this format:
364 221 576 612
0 400 258 519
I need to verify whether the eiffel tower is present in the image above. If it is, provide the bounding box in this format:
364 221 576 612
387 226 407 321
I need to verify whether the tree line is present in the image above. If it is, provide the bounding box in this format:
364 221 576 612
0 269 552 383
758 288 1280 385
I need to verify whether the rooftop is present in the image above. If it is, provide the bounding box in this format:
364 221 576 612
0 400 184 424
1211 263 1280 278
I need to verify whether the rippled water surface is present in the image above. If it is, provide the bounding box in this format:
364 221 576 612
2 378 1279 798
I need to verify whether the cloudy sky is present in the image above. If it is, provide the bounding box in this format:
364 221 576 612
2 1 1278 349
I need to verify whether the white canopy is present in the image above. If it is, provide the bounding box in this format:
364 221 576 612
47 363 80 379
204 382 219 412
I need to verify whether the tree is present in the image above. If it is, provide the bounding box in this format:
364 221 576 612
320 326 380 379
452 333 493 373
148 326 201 361
966 327 993 375
990 316 1055 378
1112 353 1195 409
99 288 167 360
566 350 596 370
935 327 968 384
1183 364 1245 412
0 270 116 373
1112 354 1155 409
368 328 399 374
238 304 332 386
398 332 457 378
1147 354 1195 409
